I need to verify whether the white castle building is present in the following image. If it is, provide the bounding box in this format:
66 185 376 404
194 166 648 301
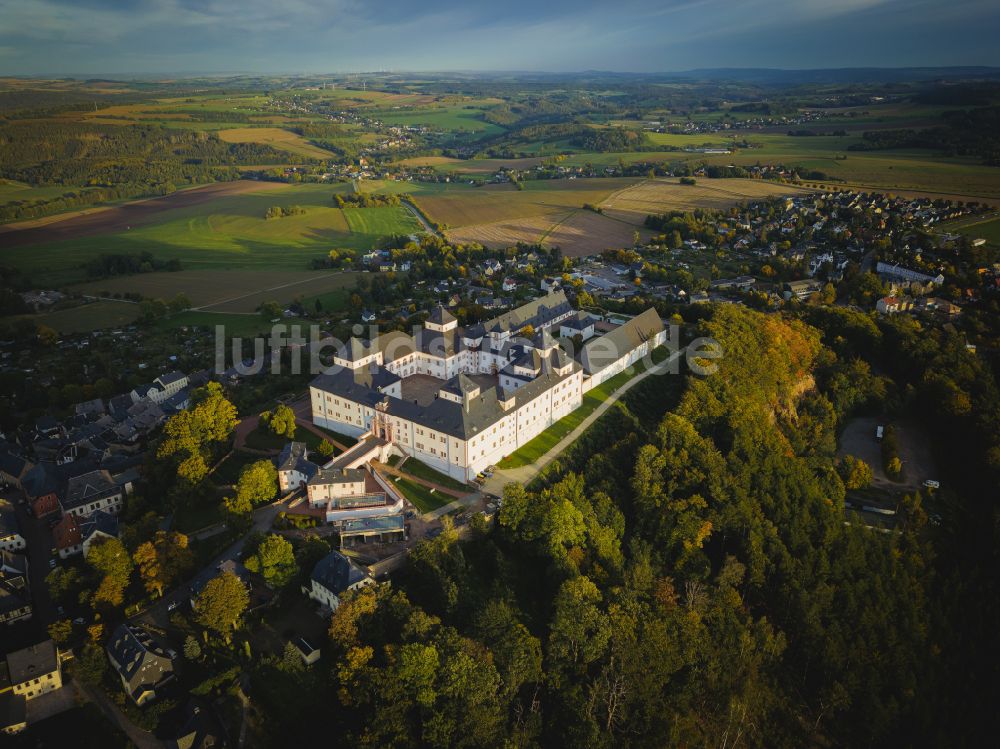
310 291 666 481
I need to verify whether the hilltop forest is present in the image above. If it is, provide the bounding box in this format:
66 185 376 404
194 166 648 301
244 304 998 748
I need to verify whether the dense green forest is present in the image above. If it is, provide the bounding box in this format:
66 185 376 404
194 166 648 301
850 105 1000 165
245 304 998 748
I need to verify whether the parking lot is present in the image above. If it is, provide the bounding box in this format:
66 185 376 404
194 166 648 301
838 416 938 491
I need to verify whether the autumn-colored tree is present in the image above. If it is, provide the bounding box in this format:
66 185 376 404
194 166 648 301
133 530 194 597
194 571 249 642
158 382 237 484
87 537 134 608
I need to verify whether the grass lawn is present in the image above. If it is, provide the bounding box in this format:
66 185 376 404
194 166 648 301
498 347 667 468
297 425 349 455
154 311 272 336
211 451 261 485
390 474 452 513
175 497 227 533
243 425 288 451
952 215 1000 248
395 456 469 491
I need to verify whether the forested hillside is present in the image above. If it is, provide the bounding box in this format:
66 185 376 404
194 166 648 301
245 304 997 748
0 122 295 221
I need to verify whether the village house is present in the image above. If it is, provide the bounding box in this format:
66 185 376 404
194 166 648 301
304 549 374 613
106 623 177 705
0 551 31 625
3 640 61 703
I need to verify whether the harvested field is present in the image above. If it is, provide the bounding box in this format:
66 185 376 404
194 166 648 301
544 211 654 257
73 270 362 313
0 181 283 247
216 127 334 159
447 208 650 256
599 178 808 223
418 179 635 227
446 212 569 248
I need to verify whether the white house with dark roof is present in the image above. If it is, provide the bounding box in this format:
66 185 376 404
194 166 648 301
60 469 126 518
304 549 373 613
277 442 318 492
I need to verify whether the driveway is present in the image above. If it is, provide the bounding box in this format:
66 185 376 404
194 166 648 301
482 349 684 494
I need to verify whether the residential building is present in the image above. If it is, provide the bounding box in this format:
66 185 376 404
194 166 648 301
106 623 177 705
277 442 318 493
0 502 25 552
61 469 127 517
4 640 61 700
304 550 373 613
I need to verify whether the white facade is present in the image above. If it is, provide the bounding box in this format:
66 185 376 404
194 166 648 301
311 295 658 481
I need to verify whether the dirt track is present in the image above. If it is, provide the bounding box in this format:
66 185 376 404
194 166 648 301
0 180 283 249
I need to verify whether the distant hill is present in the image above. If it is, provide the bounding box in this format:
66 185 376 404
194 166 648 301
663 67 1000 84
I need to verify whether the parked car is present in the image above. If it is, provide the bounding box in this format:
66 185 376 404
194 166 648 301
923 479 940 489
48 559 57 569
167 600 180 612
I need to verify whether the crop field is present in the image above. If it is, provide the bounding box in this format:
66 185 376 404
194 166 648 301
431 176 801 254
21 300 141 334
216 127 335 159
0 182 417 283
397 156 546 174
341 205 421 236
73 269 362 312
446 206 649 257
416 179 636 227
446 212 569 248
373 106 505 137
599 178 810 223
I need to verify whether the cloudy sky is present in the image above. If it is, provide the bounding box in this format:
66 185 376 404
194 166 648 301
0 0 997 75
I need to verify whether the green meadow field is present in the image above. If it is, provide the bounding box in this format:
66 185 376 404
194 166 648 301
1 183 423 283
373 106 505 137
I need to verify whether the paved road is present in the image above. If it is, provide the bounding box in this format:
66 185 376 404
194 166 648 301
76 679 162 749
483 349 684 495
401 200 443 238
135 499 286 629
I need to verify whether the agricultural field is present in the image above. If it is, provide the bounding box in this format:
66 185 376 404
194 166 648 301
431 177 799 255
341 205 421 236
216 127 335 159
73 269 362 313
0 180 90 204
415 178 636 228
599 178 810 223
0 182 419 284
373 105 504 136
397 156 546 174
18 299 141 334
